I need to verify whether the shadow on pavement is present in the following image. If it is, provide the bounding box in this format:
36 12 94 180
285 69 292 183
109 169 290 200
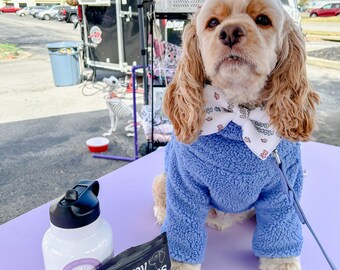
0 109 146 224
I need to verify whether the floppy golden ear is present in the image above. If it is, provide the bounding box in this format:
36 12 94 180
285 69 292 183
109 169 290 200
163 12 206 144
264 21 319 142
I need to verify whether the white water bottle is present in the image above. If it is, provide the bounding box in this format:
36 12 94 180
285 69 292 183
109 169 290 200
42 180 113 270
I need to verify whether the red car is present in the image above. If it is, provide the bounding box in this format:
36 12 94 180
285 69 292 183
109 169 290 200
310 2 340 17
0 6 22 13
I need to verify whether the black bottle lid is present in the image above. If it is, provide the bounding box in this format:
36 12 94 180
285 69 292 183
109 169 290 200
49 180 100 229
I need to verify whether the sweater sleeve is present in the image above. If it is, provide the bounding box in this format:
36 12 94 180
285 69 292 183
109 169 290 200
161 142 210 264
252 154 304 258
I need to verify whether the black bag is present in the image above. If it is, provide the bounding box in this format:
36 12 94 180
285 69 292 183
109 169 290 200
99 232 171 270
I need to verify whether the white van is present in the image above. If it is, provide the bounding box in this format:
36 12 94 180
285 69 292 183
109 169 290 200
281 0 302 25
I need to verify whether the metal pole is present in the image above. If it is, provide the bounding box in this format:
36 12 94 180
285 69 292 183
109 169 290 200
132 65 144 160
116 0 126 72
137 0 149 105
93 65 144 162
82 5 90 68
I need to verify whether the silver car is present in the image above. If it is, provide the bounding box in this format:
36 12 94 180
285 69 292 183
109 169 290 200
36 5 61 20
16 6 33 17
30 6 49 17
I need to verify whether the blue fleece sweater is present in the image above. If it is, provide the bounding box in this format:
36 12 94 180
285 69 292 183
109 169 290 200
161 122 303 263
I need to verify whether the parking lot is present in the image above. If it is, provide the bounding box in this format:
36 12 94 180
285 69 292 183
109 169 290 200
0 13 146 224
0 12 80 56
0 13 340 224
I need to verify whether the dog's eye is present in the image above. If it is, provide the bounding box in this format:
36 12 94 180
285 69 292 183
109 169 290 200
255 15 272 27
207 18 220 29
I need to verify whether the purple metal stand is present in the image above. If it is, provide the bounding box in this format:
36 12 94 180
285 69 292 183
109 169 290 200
93 65 144 162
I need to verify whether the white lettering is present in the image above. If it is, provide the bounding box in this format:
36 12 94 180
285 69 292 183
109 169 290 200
133 262 147 270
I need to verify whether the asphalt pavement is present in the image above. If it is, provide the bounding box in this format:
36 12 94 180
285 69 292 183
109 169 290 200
1 14 340 225
0 67 147 224
0 14 147 224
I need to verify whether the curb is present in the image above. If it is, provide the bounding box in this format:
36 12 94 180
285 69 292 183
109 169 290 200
0 51 32 62
305 34 340 42
307 56 340 70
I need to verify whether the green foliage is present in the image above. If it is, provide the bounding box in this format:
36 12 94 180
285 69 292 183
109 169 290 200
300 0 309 6
0 44 21 59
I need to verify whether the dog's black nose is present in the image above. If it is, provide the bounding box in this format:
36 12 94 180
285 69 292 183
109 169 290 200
219 25 246 48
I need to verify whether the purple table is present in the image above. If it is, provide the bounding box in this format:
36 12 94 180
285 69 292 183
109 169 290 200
0 142 339 269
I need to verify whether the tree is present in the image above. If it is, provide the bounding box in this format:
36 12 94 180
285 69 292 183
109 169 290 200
299 0 309 7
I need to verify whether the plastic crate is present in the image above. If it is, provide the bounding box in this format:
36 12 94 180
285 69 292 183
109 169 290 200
155 0 205 13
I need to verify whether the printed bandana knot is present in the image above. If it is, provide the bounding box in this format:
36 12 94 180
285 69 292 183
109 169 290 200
200 85 281 160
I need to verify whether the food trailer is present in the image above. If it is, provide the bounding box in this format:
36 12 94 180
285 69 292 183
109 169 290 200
77 0 143 72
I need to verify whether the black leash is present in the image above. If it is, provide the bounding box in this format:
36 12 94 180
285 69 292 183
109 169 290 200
272 149 337 270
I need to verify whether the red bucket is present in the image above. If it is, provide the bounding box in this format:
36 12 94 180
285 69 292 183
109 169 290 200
86 137 109 153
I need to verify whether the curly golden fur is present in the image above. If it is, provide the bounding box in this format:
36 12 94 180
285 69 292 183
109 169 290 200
262 21 320 141
163 0 319 144
163 12 206 144
159 1 319 269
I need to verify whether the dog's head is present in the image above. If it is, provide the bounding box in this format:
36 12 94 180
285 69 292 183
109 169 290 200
163 0 319 144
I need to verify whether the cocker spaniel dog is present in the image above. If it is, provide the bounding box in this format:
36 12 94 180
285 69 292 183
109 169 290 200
152 0 319 269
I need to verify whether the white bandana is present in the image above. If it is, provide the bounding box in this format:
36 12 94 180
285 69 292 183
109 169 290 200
200 85 281 160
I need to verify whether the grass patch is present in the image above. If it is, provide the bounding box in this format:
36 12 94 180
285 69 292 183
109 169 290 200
301 16 340 23
0 44 21 60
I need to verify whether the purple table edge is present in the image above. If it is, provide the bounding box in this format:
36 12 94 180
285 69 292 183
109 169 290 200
0 142 339 270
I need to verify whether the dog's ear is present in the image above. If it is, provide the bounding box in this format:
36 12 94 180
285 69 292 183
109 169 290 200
163 12 206 144
264 19 319 142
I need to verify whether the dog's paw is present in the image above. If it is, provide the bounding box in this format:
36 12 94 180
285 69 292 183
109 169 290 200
102 131 113 136
153 205 166 225
171 260 201 270
206 208 255 231
259 257 301 270
152 173 167 224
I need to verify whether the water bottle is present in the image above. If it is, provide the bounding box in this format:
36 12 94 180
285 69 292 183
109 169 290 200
42 180 113 270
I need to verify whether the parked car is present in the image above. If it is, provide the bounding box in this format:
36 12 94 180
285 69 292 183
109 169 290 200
58 6 78 23
0 6 21 14
16 6 33 16
30 6 49 17
36 5 61 20
310 2 340 17
307 1 335 11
